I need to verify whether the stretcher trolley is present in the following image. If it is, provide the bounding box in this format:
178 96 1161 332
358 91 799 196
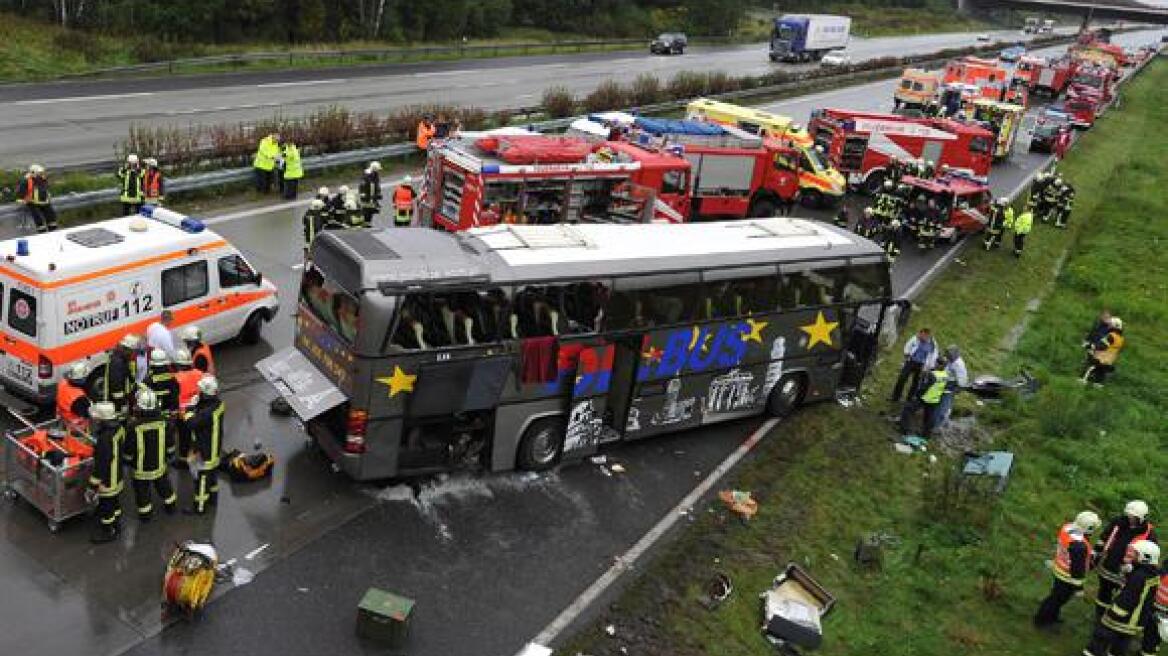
3 417 95 533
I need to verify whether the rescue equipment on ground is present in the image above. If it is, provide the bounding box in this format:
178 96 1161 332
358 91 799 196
3 411 95 532
221 449 276 482
163 541 219 615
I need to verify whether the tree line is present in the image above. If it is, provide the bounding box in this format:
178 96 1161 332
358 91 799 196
2 0 755 42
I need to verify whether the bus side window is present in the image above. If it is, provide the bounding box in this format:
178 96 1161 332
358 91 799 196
560 282 609 334
703 266 781 318
612 274 701 328
845 261 890 303
392 293 443 350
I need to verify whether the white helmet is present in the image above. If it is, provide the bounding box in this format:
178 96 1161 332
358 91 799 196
119 333 141 349
1130 539 1160 566
1125 499 1149 521
369 161 382 172
136 388 158 411
318 187 330 196
89 402 117 421
145 157 158 167
197 375 219 397
29 164 45 175
174 347 193 367
1074 510 1101 535
345 198 358 211
1110 317 1123 331
66 362 89 383
126 154 139 164
180 325 202 343
149 348 170 368
310 199 325 210
338 185 350 195
402 175 413 184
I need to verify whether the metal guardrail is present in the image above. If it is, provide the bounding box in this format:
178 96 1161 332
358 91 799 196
0 34 1087 224
55 37 737 80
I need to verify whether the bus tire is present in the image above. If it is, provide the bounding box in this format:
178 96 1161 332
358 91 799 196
767 373 807 418
748 198 778 218
238 311 266 345
799 189 824 209
517 417 565 471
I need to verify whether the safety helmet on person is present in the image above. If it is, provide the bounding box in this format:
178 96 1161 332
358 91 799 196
197 375 219 397
368 161 382 172
119 333 141 350
1125 499 1149 521
145 157 158 167
65 362 89 384
1074 510 1101 535
174 348 193 367
345 198 358 211
337 185 349 196
1110 317 1123 331
1130 540 1160 566
126 154 139 164
310 199 325 210
863 207 873 216
996 197 1008 206
402 175 413 184
29 164 45 175
136 388 159 412
180 326 203 343
883 180 894 191
89 402 117 422
317 186 330 196
149 348 170 368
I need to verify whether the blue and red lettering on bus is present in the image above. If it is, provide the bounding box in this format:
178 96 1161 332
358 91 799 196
547 343 615 396
641 321 750 381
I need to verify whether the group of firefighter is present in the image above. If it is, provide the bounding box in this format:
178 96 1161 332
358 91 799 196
982 168 1077 257
839 156 954 262
300 160 417 256
1035 501 1168 656
55 325 224 544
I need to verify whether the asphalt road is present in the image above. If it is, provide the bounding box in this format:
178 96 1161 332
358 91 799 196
0 28 1070 169
0 29 1157 656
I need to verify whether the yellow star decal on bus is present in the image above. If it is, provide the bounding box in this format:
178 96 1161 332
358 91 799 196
800 311 839 350
377 366 417 398
744 318 769 344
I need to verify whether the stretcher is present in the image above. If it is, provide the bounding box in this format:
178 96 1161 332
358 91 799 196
3 416 95 533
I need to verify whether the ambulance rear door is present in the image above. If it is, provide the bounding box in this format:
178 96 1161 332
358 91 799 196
0 275 43 395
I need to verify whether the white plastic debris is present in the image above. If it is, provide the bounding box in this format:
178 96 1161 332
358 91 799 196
605 625 616 637
610 463 626 474
232 566 255 586
590 455 607 465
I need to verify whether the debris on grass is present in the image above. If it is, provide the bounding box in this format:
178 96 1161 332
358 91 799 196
718 490 760 520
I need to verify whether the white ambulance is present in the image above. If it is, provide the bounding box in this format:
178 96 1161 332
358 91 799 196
0 207 279 404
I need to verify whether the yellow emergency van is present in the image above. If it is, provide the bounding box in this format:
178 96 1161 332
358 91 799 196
0 208 278 404
685 98 846 207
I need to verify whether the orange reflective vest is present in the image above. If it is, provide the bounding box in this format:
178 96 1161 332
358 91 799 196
416 122 436 150
175 368 201 409
144 169 164 200
1052 522 1093 585
191 342 215 375
21 174 49 205
1155 573 1168 612
393 185 415 210
56 381 89 432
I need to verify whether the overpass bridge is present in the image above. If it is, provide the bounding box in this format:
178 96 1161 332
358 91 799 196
960 0 1168 25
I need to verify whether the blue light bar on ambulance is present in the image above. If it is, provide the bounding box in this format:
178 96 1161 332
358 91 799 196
482 164 501 174
139 205 205 233
16 239 29 256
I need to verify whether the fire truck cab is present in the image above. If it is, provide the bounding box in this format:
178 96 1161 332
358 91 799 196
419 133 692 231
900 173 992 242
808 108 994 193
1015 55 1073 97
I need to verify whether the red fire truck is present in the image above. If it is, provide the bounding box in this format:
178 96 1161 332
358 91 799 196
1014 55 1073 97
899 172 992 242
808 108 994 193
1068 64 1115 104
419 132 691 231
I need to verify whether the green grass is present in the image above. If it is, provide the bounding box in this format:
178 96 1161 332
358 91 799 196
740 4 996 40
561 57 1168 656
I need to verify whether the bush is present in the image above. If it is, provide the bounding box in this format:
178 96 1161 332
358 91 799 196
583 79 628 113
629 73 663 106
541 86 576 118
666 71 708 101
52 30 108 63
705 71 738 95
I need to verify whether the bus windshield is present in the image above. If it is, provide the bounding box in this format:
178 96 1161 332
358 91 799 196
299 266 361 344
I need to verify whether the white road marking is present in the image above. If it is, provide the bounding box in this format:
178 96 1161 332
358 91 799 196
13 91 155 105
244 543 271 560
521 417 780 651
257 79 348 89
411 69 475 78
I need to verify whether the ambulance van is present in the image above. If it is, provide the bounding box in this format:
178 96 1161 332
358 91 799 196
0 207 278 404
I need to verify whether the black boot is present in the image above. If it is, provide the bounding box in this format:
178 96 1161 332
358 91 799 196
89 524 119 544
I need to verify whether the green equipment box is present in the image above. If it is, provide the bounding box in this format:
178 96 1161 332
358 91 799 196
356 587 414 648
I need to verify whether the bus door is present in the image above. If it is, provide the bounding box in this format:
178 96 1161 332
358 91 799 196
837 259 894 391
560 337 620 460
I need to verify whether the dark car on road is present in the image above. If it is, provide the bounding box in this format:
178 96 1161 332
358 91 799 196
650 32 687 55
1029 107 1072 152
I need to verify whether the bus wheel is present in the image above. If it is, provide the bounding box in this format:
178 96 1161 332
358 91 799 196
238 311 266 345
748 198 777 218
799 189 824 209
517 417 565 471
767 374 807 418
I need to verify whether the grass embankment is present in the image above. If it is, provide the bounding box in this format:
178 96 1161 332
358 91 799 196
739 3 996 40
562 58 1167 656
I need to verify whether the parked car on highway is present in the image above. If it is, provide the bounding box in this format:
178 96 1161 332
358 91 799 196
1029 108 1072 153
820 52 852 67
999 45 1026 62
650 32 687 55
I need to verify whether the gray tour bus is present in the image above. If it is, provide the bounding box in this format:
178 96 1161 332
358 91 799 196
259 219 904 481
